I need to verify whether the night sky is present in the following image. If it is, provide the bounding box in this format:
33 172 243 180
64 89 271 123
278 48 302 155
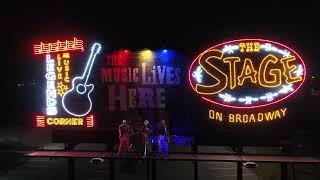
3 2 320 127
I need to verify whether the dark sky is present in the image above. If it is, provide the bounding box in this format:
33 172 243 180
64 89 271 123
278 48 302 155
4 2 320 85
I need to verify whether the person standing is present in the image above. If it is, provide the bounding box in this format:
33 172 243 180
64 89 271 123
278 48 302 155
117 120 132 155
158 120 169 158
142 120 152 157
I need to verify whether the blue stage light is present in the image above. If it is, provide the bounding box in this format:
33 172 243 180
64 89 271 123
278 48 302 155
157 49 175 62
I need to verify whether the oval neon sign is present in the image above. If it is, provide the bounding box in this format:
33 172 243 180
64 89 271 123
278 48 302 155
188 39 306 109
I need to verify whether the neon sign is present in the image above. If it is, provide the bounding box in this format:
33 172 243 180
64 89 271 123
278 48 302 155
33 37 100 128
208 108 287 124
101 49 181 111
45 54 57 115
62 43 101 117
35 115 46 127
34 37 84 54
189 39 306 109
35 115 95 127
57 53 71 96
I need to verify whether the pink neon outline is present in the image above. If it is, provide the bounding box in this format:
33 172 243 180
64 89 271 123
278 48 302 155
188 38 307 109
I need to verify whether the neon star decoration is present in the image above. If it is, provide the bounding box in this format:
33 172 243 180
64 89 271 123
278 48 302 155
219 93 236 102
260 92 279 102
293 64 303 77
217 92 281 104
57 82 69 96
222 45 239 54
238 96 259 105
279 84 294 94
260 43 291 57
192 66 203 83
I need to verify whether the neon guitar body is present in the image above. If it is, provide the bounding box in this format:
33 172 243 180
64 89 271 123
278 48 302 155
61 43 101 117
62 77 94 117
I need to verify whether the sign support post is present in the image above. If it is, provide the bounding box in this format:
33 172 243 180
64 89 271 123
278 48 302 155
152 159 156 180
237 145 243 180
68 158 75 180
192 143 198 180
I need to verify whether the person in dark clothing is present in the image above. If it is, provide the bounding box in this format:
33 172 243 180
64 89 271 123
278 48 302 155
142 120 152 157
157 120 169 158
117 120 132 155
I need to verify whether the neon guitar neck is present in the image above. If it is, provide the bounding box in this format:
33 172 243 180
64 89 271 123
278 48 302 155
82 43 102 85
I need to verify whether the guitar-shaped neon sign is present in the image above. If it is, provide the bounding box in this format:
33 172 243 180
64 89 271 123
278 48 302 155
62 43 102 117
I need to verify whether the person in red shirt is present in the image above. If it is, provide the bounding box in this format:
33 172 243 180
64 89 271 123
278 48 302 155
117 120 132 155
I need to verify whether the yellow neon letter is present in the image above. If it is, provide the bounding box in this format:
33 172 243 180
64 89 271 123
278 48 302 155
254 42 260 52
258 113 263 122
78 118 83 125
237 58 257 86
275 110 281 119
223 57 241 89
249 114 256 122
265 111 275 121
259 54 282 88
239 43 246 52
236 114 242 123
229 114 234 122
195 49 228 95
243 114 248 123
280 56 302 84
246 42 253 52
281 108 287 117
216 112 223 121
209 110 215 119
47 118 53 125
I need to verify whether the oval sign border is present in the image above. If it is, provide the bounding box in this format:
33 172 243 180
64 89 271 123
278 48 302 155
188 38 307 109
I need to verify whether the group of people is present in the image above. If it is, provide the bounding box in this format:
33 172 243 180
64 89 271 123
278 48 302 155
117 119 169 158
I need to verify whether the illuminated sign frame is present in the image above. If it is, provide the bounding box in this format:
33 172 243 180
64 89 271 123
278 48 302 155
45 54 58 115
35 115 95 128
33 37 99 128
188 39 306 109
